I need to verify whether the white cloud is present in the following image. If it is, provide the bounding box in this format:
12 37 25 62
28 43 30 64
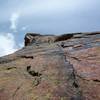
10 12 20 32
0 33 18 57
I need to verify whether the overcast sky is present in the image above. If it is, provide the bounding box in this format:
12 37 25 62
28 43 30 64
0 0 100 56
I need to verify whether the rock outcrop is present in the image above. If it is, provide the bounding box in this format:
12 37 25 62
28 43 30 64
0 32 100 100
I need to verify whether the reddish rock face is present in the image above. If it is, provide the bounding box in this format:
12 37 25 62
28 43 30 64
0 32 100 100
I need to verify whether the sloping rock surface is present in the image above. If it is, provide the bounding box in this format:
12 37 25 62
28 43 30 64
0 32 100 100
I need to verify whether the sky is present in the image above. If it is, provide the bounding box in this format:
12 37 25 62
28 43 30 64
0 0 100 56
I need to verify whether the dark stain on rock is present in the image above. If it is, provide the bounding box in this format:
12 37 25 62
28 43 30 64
20 55 34 59
55 34 74 42
93 79 100 82
27 66 42 77
6 67 17 70
73 81 79 88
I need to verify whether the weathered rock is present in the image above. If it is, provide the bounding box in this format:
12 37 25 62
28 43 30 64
0 32 100 100
24 33 41 46
24 33 55 46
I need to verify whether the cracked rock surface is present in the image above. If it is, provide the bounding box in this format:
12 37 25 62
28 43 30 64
0 32 100 100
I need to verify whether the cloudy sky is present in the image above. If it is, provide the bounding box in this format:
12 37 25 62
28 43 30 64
0 0 100 56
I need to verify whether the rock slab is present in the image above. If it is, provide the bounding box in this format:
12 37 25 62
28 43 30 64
0 32 100 100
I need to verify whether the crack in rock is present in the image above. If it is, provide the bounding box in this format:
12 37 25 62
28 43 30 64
27 66 42 86
57 44 84 100
6 67 17 70
77 74 100 83
12 83 23 99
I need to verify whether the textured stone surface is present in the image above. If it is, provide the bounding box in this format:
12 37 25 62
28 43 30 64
0 32 100 100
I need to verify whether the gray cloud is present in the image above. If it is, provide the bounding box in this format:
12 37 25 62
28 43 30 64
0 0 100 34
